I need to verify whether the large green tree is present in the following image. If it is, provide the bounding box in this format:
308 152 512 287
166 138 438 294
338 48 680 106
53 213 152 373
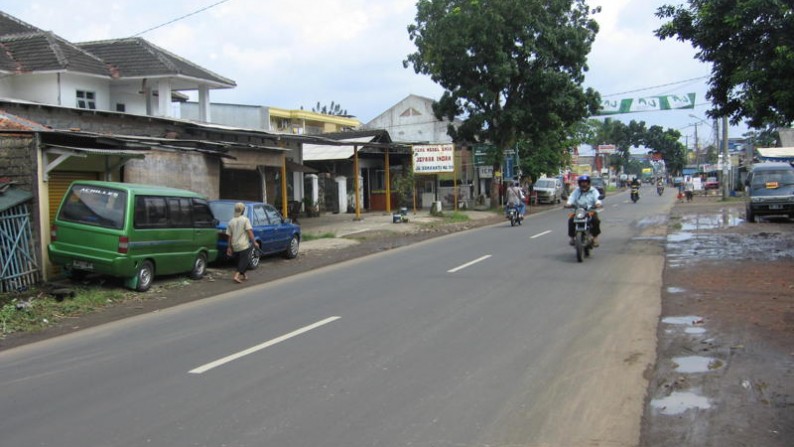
655 1 794 128
404 0 601 167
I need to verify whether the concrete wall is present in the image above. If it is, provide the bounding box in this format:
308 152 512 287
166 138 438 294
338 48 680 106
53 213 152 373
124 151 221 199
181 102 269 130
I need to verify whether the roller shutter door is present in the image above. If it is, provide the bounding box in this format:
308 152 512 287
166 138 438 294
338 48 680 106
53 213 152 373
47 172 99 225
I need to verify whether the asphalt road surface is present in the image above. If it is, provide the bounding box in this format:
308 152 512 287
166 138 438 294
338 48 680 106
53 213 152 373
0 188 673 447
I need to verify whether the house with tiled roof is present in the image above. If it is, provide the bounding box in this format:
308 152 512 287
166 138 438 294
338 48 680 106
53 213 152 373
0 11 234 120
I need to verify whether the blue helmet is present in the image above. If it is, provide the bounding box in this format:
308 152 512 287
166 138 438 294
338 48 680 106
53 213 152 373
578 175 591 185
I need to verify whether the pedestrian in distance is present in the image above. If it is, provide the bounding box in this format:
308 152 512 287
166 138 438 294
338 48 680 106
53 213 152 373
226 202 257 284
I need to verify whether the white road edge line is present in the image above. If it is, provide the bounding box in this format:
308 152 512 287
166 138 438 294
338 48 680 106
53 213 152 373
447 255 492 273
531 230 552 239
189 316 341 374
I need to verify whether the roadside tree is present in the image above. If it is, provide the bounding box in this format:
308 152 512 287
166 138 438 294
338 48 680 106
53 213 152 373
404 0 601 195
655 1 794 127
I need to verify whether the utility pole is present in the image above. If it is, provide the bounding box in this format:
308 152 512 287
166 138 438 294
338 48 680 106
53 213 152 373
722 116 730 200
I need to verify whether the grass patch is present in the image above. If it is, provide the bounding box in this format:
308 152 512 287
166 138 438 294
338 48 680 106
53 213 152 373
443 211 471 223
302 232 336 241
0 286 127 337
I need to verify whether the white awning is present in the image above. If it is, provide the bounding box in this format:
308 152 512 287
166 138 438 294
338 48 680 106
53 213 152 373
302 136 374 161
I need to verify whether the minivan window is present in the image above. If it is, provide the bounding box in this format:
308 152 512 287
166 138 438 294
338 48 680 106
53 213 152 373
135 196 168 228
168 197 193 228
59 185 126 229
192 199 215 228
750 170 794 188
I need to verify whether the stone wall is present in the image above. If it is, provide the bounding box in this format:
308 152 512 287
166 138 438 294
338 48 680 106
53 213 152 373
0 135 37 192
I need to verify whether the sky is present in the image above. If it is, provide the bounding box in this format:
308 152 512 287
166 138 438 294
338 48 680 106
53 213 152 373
2 0 747 147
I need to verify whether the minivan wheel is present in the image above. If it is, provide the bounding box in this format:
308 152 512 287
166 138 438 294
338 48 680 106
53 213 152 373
190 252 207 280
136 260 155 292
283 235 300 259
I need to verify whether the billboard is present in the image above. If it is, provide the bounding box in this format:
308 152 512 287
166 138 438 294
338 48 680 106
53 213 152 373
412 144 454 173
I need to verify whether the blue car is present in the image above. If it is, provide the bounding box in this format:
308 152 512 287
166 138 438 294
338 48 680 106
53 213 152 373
209 200 301 269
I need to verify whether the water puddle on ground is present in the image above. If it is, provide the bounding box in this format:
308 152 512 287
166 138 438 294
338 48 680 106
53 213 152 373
672 356 724 373
679 208 743 231
666 287 686 294
662 315 707 334
666 208 794 265
651 391 712 415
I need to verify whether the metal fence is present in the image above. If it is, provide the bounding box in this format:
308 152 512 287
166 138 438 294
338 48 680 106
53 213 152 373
0 202 40 292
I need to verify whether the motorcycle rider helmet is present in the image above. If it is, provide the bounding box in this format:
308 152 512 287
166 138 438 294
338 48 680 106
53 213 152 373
577 175 591 185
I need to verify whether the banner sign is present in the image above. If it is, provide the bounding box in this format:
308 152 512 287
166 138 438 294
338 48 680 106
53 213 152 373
598 93 696 115
597 144 616 154
412 144 455 173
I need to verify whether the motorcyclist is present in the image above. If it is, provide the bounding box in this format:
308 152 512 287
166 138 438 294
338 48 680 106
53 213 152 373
505 181 526 218
564 175 602 246
630 177 641 189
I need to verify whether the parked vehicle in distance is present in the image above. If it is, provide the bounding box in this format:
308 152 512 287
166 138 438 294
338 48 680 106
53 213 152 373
209 200 301 269
49 181 218 292
704 176 720 190
589 176 606 200
673 177 684 188
533 177 563 204
744 162 794 223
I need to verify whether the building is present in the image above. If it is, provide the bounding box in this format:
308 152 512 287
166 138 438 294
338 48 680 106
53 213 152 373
180 102 360 134
0 11 234 120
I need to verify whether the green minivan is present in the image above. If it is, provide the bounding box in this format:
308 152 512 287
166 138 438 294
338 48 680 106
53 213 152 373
49 181 219 291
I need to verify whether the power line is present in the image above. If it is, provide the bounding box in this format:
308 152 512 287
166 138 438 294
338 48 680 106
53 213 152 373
132 0 233 37
600 76 710 98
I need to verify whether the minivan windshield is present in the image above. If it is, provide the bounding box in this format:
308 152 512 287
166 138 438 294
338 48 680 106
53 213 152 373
535 179 555 188
750 170 794 189
58 185 127 229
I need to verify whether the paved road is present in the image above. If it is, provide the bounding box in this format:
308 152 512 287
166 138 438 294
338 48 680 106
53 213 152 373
0 188 673 446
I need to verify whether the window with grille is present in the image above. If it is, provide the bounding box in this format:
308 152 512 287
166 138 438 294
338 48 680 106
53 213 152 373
76 90 96 109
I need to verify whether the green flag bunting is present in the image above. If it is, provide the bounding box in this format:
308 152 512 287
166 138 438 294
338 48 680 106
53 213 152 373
598 93 696 115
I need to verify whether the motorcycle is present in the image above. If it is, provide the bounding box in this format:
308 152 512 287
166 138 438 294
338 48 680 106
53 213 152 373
571 205 597 262
505 203 523 226
630 186 640 203
657 184 664 196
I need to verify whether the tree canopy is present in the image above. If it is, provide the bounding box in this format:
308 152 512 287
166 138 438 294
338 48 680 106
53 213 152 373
311 101 349 116
583 119 687 175
655 1 794 128
404 0 601 160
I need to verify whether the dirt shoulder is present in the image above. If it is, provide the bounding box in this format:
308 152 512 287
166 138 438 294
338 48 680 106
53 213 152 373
641 196 794 446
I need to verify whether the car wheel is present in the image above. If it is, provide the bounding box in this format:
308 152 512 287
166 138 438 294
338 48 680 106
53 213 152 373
190 252 207 280
135 260 155 292
283 235 300 259
746 206 756 223
248 244 261 270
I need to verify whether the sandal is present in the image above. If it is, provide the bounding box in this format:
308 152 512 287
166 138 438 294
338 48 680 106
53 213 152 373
233 276 243 284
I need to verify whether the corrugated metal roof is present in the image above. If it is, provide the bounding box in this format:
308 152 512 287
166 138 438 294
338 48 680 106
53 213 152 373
0 186 33 213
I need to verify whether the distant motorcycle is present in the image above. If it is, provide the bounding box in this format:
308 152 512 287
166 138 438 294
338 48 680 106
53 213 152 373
657 185 664 196
570 205 597 262
631 186 640 203
505 203 523 226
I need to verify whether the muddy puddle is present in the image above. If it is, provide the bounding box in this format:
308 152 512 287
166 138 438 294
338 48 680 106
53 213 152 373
666 208 794 266
650 390 712 415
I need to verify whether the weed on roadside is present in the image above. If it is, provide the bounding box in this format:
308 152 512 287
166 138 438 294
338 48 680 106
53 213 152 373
0 286 127 337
